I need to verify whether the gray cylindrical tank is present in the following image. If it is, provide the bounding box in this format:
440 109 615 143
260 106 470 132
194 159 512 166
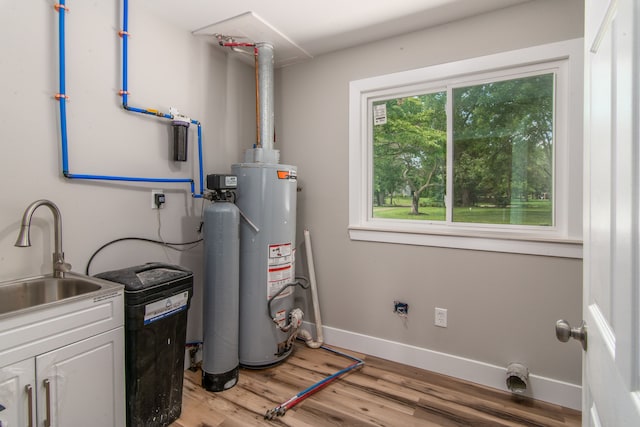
202 201 240 391
231 161 298 367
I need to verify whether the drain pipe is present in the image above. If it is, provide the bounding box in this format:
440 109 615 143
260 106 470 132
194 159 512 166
53 0 204 197
298 229 324 348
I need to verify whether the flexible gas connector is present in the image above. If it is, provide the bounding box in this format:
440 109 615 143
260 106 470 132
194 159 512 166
263 344 364 419
264 406 287 420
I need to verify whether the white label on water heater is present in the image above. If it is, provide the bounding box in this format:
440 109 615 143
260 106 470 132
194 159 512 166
267 243 295 300
144 291 189 325
275 309 287 328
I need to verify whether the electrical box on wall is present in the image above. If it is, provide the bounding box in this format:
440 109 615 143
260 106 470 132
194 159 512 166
393 301 408 316
152 190 165 209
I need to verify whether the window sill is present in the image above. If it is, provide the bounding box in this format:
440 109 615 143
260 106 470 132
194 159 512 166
348 225 583 258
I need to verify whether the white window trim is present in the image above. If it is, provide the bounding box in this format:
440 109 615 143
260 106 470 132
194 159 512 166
348 39 583 258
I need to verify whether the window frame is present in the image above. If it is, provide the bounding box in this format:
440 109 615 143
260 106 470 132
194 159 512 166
348 39 583 258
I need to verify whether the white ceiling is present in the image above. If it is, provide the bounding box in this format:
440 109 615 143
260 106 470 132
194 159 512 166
140 0 530 65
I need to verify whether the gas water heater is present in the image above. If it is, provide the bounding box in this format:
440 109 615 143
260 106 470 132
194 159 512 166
232 161 298 367
203 42 301 374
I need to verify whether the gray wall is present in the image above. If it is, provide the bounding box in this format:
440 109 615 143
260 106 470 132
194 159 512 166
0 0 584 395
0 1 254 344
277 0 584 385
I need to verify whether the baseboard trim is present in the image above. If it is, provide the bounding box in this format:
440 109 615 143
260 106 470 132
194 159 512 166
306 323 581 411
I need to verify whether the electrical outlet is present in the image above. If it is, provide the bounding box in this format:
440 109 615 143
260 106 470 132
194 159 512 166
393 301 409 317
435 307 447 327
151 189 165 209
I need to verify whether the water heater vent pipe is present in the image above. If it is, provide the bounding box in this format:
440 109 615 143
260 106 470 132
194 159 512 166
220 37 278 162
256 42 275 150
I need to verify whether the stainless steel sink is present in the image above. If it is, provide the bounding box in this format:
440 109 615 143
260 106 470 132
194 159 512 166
4 201 123 319
0 274 121 317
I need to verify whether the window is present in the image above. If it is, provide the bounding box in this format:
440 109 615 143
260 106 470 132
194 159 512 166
349 39 583 257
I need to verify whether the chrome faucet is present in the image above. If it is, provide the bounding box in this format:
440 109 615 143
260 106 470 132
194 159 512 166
15 199 72 278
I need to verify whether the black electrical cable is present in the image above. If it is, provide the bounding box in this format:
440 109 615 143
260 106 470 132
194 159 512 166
85 236 203 275
267 277 310 322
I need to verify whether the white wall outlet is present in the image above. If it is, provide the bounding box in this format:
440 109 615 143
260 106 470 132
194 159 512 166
435 307 448 328
151 189 165 209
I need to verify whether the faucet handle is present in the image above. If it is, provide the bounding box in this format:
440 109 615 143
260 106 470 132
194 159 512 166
53 261 72 278
52 252 72 278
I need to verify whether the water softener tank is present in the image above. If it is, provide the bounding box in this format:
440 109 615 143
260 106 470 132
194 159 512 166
202 201 240 390
232 161 298 367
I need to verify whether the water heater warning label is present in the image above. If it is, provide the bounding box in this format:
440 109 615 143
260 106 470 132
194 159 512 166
267 243 295 300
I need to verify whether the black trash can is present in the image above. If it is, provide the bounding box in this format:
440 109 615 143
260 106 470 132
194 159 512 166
96 263 193 427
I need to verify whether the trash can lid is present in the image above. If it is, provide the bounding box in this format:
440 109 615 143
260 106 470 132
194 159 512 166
95 262 192 291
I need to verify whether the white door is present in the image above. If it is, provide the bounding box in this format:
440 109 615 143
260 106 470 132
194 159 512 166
0 358 36 427
36 328 125 427
581 0 640 425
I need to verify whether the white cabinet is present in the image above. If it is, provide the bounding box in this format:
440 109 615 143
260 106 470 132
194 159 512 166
0 328 124 427
0 286 125 427
36 327 125 427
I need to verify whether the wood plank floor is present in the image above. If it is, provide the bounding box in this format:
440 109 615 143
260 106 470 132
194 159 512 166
170 342 580 426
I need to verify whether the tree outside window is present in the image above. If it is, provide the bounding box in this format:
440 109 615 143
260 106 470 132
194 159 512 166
373 92 446 220
372 73 554 227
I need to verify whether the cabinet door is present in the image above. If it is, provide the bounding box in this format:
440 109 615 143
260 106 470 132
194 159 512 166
36 327 125 427
0 358 36 427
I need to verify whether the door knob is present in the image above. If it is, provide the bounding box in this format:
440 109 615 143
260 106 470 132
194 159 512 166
555 319 587 351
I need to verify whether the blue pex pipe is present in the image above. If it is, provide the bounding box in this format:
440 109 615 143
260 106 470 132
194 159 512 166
293 345 364 398
58 1 68 173
122 0 128 105
265 342 365 419
55 0 204 198
195 121 204 195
